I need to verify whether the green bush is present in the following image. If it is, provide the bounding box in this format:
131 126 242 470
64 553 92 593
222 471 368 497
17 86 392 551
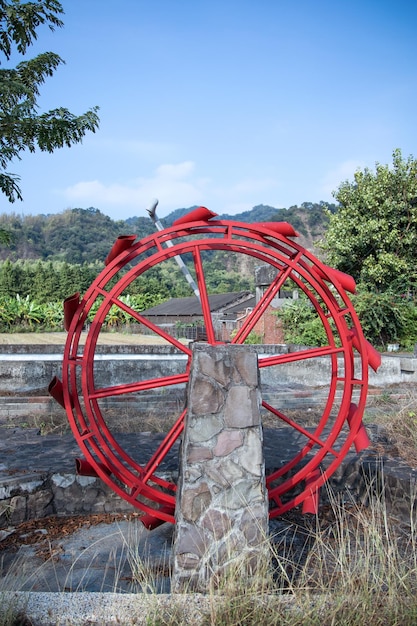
229 329 265 344
351 290 417 349
275 290 417 351
274 299 328 347
398 302 417 350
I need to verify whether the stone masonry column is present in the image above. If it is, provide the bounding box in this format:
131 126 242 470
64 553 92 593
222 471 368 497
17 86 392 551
172 343 269 592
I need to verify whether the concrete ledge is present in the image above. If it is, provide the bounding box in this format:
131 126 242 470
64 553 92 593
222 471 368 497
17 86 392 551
0 343 186 355
0 592 214 626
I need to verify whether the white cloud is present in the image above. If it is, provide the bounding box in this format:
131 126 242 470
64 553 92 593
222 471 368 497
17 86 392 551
62 161 286 217
63 161 210 215
154 161 195 179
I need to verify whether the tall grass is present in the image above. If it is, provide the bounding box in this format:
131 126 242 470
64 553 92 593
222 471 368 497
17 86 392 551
1 474 417 625
0 554 31 626
202 483 417 626
377 387 417 468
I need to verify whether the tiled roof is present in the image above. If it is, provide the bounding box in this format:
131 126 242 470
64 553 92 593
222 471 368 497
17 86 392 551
141 292 254 316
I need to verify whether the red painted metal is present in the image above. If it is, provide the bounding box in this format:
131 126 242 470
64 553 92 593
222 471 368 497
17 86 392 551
140 504 176 530
63 292 80 332
172 206 217 225
258 221 299 237
53 209 379 524
302 468 321 515
104 234 137 266
48 376 65 409
76 457 112 477
347 403 371 452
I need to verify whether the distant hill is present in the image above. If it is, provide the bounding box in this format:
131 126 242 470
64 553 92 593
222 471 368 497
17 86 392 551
163 203 294 225
0 201 335 263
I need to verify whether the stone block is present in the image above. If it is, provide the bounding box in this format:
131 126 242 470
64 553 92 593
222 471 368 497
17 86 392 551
9 495 27 525
27 490 54 519
173 343 268 592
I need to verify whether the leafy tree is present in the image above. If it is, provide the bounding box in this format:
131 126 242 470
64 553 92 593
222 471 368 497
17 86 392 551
29 258 59 300
0 225 11 244
274 299 328 347
351 290 416 348
43 208 123 263
321 149 417 293
0 0 99 203
318 150 417 348
0 256 23 294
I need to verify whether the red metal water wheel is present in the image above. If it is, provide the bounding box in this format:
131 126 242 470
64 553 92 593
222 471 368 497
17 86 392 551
59 208 380 525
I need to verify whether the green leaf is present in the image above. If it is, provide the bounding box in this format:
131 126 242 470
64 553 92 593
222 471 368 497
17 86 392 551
0 1 99 203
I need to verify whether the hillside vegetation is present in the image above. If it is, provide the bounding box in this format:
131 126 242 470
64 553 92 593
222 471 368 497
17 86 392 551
0 201 336 334
0 202 332 264
0 200 416 350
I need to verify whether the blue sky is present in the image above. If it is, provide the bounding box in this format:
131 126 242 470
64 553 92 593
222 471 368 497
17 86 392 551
2 0 416 220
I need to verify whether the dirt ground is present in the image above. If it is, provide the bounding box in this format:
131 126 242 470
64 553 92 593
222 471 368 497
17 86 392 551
0 512 143 559
0 332 173 345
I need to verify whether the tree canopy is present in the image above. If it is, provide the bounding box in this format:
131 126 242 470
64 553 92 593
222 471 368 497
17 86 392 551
321 149 417 294
0 0 100 203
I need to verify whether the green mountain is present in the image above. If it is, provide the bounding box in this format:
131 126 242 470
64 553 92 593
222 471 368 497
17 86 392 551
0 201 334 263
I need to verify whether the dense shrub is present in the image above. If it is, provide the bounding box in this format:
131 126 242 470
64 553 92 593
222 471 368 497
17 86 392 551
352 290 417 349
275 290 417 350
274 299 328 347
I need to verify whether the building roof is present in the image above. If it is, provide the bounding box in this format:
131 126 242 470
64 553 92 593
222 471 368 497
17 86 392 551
219 296 256 317
141 291 254 317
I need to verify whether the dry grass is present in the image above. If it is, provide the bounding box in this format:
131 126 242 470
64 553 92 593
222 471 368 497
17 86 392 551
105 407 180 434
1 481 417 625
204 488 417 625
366 385 417 468
121 482 417 625
4 405 180 436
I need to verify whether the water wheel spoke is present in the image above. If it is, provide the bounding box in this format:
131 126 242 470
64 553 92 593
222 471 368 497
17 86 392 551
111 297 192 356
262 400 339 457
141 410 186 484
232 265 293 344
192 248 216 343
259 345 344 369
90 372 189 399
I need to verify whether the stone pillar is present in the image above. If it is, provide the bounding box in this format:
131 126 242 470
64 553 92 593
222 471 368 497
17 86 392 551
172 343 269 592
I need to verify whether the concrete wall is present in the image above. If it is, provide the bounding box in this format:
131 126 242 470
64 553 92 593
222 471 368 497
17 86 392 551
0 344 416 397
0 345 188 394
0 344 415 430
